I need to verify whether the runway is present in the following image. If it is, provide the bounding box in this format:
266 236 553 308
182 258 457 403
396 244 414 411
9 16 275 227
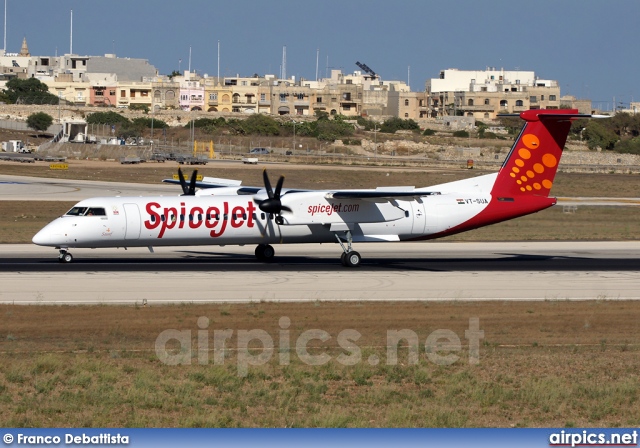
0 174 178 200
1 242 639 304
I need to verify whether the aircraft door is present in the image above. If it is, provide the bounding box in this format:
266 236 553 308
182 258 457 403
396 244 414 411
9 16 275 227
123 203 141 240
410 201 426 235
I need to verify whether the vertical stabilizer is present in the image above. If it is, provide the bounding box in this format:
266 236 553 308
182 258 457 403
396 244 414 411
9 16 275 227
491 109 588 198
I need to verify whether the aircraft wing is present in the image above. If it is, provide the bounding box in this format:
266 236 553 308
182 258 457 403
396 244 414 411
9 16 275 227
326 187 439 202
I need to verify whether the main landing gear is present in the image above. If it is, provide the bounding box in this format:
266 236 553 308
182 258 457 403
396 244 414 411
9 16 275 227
255 244 275 262
58 249 73 263
335 231 361 268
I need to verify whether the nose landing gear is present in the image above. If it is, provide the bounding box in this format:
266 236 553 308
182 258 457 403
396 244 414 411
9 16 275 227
58 249 73 263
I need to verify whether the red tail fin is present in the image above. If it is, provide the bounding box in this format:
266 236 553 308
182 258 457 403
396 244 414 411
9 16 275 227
491 109 588 197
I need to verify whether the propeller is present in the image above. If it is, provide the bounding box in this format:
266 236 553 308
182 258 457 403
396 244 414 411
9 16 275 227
178 168 198 196
256 169 291 217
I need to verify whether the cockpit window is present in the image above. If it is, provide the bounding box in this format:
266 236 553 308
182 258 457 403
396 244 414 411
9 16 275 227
66 207 88 216
65 207 106 216
86 207 106 216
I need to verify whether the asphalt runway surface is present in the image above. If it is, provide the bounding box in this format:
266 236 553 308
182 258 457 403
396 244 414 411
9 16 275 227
1 242 639 304
0 173 178 200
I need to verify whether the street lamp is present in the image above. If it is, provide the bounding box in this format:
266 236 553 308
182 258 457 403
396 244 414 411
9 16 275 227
373 123 379 161
150 102 155 147
292 120 297 152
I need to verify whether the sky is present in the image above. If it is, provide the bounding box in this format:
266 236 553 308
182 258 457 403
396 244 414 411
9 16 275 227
6 0 639 110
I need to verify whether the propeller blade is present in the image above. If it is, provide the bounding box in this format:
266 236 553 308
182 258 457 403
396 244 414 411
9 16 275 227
188 170 198 195
274 175 285 199
263 169 274 199
258 169 288 216
177 168 189 195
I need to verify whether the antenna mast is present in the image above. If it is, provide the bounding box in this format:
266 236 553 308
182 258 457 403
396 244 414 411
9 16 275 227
3 0 6 52
282 45 286 80
70 9 73 54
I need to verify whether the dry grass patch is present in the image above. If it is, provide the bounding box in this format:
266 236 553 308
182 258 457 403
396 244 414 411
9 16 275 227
1 301 639 427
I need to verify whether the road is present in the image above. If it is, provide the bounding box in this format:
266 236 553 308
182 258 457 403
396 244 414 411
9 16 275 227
1 242 638 304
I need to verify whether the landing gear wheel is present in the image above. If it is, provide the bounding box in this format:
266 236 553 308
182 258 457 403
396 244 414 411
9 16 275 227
255 244 275 262
58 251 73 263
340 252 348 266
275 215 284 225
344 251 361 268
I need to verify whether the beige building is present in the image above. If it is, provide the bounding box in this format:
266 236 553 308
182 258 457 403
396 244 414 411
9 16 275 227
202 77 233 112
426 68 562 119
387 91 429 120
0 41 588 122
116 81 153 109
152 80 180 110
44 74 90 106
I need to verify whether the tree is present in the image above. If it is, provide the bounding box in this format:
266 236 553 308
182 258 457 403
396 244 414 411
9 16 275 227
613 136 640 155
240 114 280 136
582 121 618 150
379 117 419 133
3 78 59 104
86 111 130 125
26 112 53 136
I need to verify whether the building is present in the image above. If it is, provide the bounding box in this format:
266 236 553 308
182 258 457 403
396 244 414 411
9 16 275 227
0 38 584 122
426 68 562 119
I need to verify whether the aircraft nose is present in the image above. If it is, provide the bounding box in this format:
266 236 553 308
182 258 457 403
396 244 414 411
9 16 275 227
32 219 68 247
32 228 50 246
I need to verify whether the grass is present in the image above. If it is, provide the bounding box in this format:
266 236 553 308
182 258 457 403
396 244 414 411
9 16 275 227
1 301 639 427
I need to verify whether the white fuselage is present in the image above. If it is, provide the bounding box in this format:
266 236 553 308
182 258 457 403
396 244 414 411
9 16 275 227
32 181 496 249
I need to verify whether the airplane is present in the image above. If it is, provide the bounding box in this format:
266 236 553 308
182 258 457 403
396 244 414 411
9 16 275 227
33 109 600 267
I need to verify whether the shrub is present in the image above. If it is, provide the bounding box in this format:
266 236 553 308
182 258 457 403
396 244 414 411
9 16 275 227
86 111 130 125
132 117 169 129
129 104 149 114
380 117 420 133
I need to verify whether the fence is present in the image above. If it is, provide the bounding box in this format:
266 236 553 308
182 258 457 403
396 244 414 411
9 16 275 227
0 119 62 134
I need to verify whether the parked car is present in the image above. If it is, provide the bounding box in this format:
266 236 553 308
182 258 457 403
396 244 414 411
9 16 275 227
249 147 269 155
149 153 166 162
